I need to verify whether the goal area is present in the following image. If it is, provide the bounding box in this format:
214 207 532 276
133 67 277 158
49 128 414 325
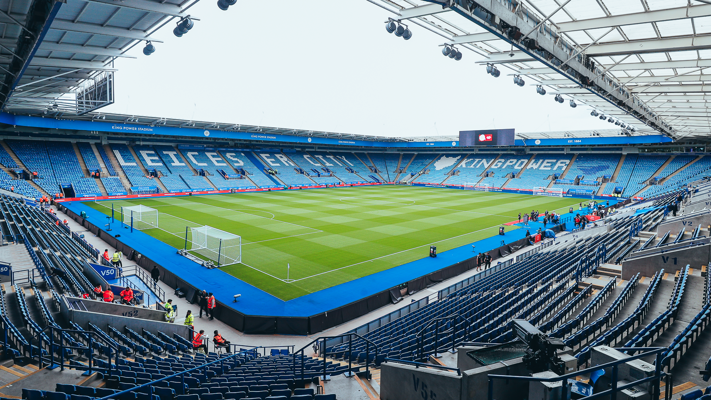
534 187 565 197
464 183 493 192
122 205 158 230
187 225 241 267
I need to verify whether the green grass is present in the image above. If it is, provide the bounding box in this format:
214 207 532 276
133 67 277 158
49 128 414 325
84 186 579 300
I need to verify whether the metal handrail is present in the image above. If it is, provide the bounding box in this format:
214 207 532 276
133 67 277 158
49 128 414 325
487 347 667 400
417 313 472 360
97 347 257 400
293 333 379 382
33 325 119 376
384 358 461 376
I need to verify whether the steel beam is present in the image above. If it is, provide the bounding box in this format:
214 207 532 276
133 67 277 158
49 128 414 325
557 4 711 33
49 20 163 42
399 4 449 19
39 42 136 58
28 57 110 70
83 0 184 17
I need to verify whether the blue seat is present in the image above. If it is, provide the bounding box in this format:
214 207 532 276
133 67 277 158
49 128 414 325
293 389 313 397
56 385 76 395
71 395 93 400
189 389 209 396
209 388 228 394
265 397 287 400
46 393 70 400
314 395 336 400
176 395 200 400
269 390 290 399
290 396 311 400
681 390 704 400
23 389 45 400
153 387 176 400
223 393 247 400
74 387 95 397
200 394 223 400
247 391 268 400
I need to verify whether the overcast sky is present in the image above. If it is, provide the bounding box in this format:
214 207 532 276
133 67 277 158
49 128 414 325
103 0 615 138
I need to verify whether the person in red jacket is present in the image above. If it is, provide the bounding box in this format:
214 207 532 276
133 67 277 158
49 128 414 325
120 287 134 305
207 293 216 320
192 330 207 354
102 249 110 263
103 289 114 303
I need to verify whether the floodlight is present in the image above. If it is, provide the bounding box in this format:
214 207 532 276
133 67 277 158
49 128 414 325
599 115 607 121
403 28 412 40
569 100 576 108
442 46 451 56
174 17 194 37
590 110 598 117
486 64 500 77
536 85 546 95
395 24 405 37
454 50 462 60
217 0 237 10
554 94 564 103
143 42 155 56
386 20 397 34
513 75 525 87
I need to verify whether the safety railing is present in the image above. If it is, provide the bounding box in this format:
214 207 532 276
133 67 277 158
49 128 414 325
33 326 119 376
438 261 509 299
227 344 295 357
120 264 165 303
487 347 668 400
294 333 379 382
417 314 471 360
97 348 255 400
384 358 461 376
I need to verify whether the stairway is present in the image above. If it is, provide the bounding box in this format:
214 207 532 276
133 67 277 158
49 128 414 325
558 154 578 179
72 143 90 177
90 143 110 176
472 154 501 187
94 178 108 196
440 154 470 185
357 153 387 182
505 154 535 189
395 154 415 182
247 152 286 186
215 151 262 188
0 141 48 196
126 145 168 193
102 145 132 192
281 152 317 184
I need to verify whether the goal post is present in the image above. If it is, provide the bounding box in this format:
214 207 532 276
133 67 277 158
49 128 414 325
534 187 565 197
121 205 158 230
187 225 241 267
463 183 491 191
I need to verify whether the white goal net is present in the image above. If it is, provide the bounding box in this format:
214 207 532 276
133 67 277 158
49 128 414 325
122 205 158 230
189 226 241 266
534 187 565 197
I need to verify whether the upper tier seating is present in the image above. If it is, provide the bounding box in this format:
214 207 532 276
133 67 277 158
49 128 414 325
152 146 214 191
399 154 439 183
506 154 573 190
255 152 314 186
289 151 341 185
413 154 465 185
603 155 638 195
77 143 102 173
110 144 162 190
478 155 531 188
444 155 498 186
564 154 621 183
621 155 670 196
7 140 61 195
0 145 18 169
97 146 118 176
306 151 367 184
47 142 101 196
364 153 401 182
645 156 711 198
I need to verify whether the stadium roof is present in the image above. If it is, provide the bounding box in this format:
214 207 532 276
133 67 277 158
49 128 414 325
0 0 199 115
365 0 711 140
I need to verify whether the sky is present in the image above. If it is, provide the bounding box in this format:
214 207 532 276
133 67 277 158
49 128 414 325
102 0 615 138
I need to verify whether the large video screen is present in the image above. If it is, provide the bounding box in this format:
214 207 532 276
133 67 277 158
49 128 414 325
459 129 516 146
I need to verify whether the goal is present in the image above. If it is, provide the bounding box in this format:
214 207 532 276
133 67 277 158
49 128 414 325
122 205 158 230
188 225 241 267
475 184 494 192
534 187 565 197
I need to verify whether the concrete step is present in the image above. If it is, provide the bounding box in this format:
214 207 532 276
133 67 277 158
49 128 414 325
598 263 622 278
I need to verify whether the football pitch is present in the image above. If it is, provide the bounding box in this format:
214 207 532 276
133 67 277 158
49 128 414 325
84 186 580 300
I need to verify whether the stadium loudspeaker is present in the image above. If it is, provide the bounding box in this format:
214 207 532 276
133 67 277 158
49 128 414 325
217 0 237 10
